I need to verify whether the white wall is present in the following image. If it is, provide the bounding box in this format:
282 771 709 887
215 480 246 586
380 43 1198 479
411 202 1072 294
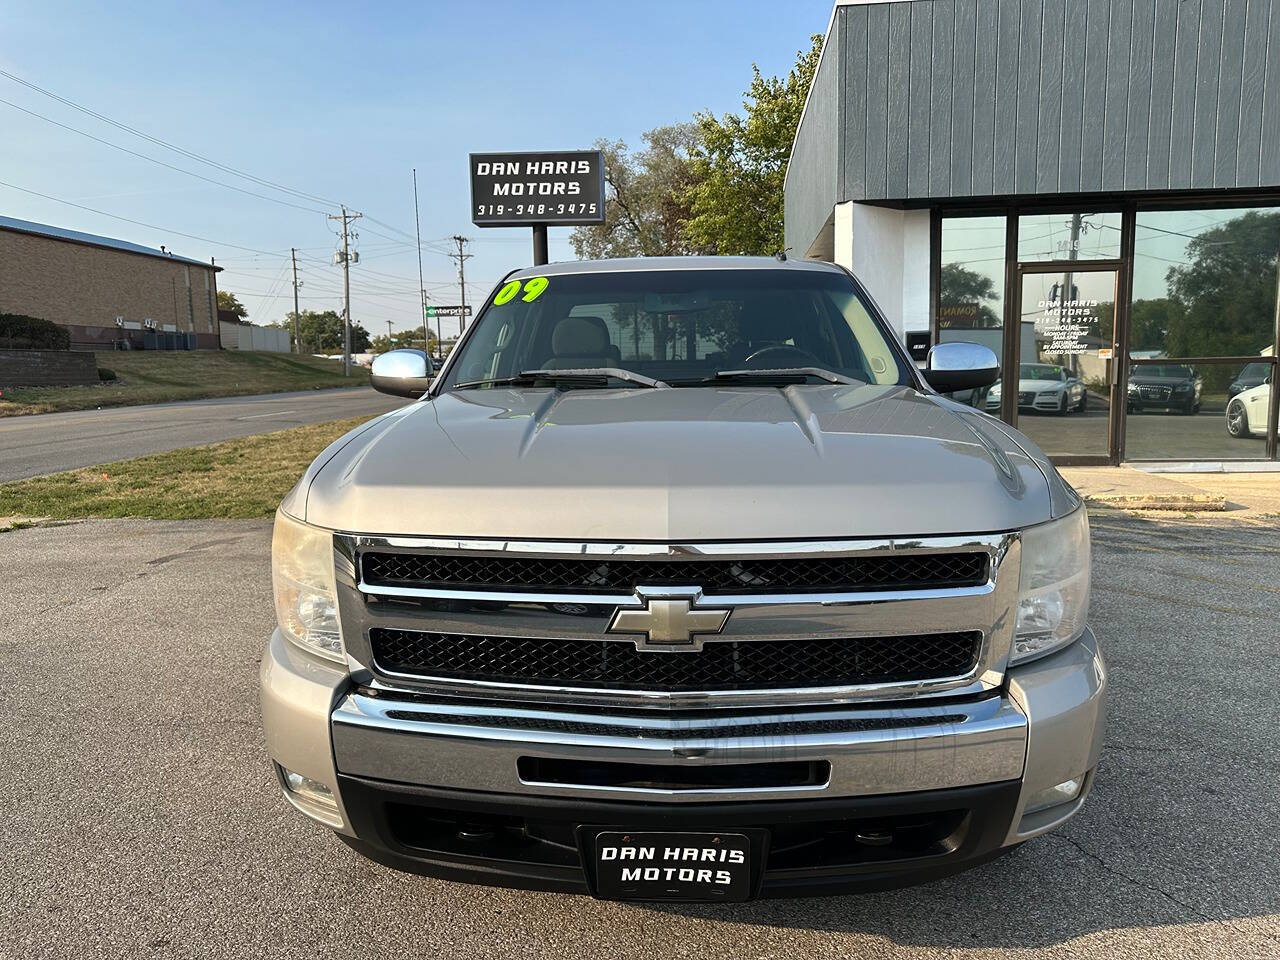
833 201 931 339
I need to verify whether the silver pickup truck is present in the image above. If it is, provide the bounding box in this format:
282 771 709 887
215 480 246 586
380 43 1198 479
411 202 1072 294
260 256 1106 902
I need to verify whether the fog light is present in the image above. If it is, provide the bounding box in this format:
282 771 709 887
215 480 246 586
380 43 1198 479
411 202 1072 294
1024 776 1083 815
279 766 343 828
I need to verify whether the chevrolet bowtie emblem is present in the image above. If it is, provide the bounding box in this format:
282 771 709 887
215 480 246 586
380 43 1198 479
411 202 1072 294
606 587 730 652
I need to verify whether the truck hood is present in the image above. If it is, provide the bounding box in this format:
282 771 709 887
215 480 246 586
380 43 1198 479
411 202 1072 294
298 384 1054 540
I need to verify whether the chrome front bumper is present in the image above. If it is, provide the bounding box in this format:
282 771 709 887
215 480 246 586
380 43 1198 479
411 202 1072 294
261 626 1106 847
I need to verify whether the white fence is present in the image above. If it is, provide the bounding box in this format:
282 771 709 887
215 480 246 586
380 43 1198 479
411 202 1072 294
219 322 290 352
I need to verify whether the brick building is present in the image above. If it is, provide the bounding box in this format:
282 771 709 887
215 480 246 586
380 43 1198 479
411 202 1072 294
0 215 222 350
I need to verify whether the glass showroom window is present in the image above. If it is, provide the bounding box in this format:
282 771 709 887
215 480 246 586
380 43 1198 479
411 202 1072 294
938 216 1006 410
1018 212 1122 262
1126 207 1280 460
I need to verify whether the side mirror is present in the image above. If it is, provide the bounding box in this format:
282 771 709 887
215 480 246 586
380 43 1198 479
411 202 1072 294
371 348 434 398
924 341 1000 393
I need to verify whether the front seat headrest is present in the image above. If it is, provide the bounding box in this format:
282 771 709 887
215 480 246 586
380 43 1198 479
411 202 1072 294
551 315 611 358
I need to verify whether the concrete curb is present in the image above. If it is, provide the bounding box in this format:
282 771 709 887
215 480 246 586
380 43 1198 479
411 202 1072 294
1084 493 1228 512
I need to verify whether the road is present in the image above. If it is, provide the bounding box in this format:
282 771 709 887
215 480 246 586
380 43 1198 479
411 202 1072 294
0 388 406 483
2 514 1277 959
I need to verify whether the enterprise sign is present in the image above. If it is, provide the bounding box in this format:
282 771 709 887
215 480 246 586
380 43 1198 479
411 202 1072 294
470 150 605 226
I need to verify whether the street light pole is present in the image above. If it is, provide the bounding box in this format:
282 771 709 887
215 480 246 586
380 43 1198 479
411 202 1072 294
412 168 431 355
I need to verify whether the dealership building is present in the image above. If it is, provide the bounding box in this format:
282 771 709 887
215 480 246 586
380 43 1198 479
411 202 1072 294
0 216 221 350
787 0 1280 465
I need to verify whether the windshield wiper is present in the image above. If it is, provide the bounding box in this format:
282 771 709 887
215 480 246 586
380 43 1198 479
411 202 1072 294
453 367 669 390
694 367 860 386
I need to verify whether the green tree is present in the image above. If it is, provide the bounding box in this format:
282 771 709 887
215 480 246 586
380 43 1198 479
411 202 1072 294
1102 297 1178 353
273 310 370 352
938 263 1001 328
371 329 436 354
683 35 823 256
216 290 248 320
571 125 706 259
1164 210 1280 359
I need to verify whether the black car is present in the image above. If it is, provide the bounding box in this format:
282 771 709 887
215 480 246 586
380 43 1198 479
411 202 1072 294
1127 364 1202 414
1228 361 1271 399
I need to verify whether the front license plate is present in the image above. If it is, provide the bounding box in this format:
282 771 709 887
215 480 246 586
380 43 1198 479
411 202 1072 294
593 831 753 902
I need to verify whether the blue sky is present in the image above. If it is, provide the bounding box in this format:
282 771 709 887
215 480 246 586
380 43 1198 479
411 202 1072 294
1 0 831 340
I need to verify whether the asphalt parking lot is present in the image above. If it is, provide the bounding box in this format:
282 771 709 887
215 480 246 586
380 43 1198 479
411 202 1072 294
986 395 1269 461
3 515 1279 959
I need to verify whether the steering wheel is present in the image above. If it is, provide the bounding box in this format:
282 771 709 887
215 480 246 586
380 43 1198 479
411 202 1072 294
742 343 826 369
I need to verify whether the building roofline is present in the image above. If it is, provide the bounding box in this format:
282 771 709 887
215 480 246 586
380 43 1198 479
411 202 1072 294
0 215 221 270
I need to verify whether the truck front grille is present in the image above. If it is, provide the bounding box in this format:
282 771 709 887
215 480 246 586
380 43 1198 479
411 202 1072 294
368 628 983 691
360 550 988 595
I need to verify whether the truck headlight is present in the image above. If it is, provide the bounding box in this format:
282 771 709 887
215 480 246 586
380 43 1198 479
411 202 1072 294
272 509 344 663
1012 507 1090 665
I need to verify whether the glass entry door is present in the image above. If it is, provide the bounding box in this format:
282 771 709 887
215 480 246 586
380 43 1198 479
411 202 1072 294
1008 265 1121 462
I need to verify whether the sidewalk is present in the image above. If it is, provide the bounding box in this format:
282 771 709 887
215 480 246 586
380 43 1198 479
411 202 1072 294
1059 465 1280 519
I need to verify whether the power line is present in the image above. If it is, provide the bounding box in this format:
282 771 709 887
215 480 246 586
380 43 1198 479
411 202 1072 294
0 177 284 256
0 67 341 208
0 97 329 215
363 213 419 243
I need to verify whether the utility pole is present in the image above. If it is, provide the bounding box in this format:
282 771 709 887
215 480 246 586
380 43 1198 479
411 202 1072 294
328 206 362 376
290 247 301 354
449 234 472 340
386 319 393 344
412 168 433 360
1063 212 1082 375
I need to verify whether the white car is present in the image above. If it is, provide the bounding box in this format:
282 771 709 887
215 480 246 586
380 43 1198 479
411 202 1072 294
1227 380 1272 438
986 363 1088 415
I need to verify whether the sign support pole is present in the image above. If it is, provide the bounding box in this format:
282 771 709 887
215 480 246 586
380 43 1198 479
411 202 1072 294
532 223 548 266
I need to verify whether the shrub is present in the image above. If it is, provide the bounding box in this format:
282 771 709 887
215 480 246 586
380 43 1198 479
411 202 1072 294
98 367 117 382
0 313 71 350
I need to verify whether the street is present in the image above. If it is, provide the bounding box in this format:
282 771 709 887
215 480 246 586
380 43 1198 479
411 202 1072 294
2 514 1277 959
0 388 405 483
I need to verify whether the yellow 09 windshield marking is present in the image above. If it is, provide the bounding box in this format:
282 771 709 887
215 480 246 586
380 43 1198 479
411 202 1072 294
494 280 522 305
521 276 549 302
494 276 550 306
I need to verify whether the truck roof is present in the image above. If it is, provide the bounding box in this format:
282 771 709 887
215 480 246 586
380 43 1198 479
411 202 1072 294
506 255 845 279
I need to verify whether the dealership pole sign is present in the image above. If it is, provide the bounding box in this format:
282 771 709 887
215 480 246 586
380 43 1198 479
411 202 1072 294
469 150 605 266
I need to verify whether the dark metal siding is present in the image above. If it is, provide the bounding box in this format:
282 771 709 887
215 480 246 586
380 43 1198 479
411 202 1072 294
787 0 1280 251
784 9 841 255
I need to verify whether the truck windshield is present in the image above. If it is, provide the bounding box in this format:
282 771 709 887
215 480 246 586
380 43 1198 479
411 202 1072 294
438 268 910 391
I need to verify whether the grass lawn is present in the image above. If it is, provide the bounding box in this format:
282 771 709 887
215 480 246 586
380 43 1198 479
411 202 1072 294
0 350 369 416
0 416 367 522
